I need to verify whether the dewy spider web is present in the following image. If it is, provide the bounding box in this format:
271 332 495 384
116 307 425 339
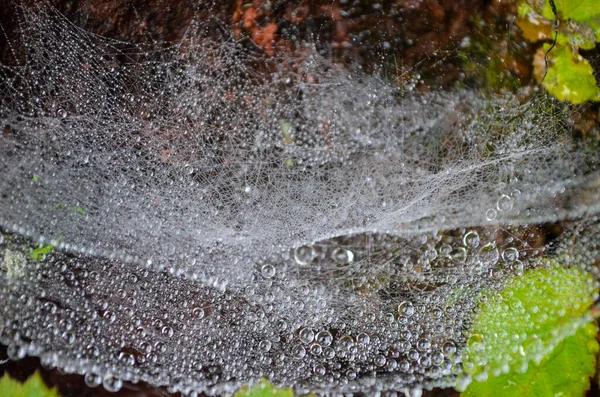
0 3 600 396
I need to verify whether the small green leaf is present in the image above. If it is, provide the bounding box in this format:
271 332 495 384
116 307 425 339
29 244 55 261
538 44 600 103
234 379 294 397
0 371 60 397
71 206 87 215
459 265 599 395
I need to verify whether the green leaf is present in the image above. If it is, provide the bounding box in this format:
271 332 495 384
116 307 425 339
0 371 60 397
234 379 295 397
459 265 599 395
462 322 598 397
29 244 55 261
545 0 600 22
71 206 87 215
538 44 600 103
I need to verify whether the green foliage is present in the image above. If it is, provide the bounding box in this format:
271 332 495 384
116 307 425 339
29 244 54 261
459 265 599 395
517 0 600 103
0 372 60 397
234 379 294 397
541 0 600 23
538 44 600 103
462 322 598 397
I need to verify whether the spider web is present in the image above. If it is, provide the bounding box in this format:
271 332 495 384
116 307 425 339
0 4 599 396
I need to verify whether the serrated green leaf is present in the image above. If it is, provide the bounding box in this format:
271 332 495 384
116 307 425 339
539 44 600 103
0 371 60 397
234 379 294 397
459 265 599 395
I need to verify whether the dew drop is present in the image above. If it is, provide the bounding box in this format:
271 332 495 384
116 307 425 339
294 245 315 265
192 307 205 319
292 344 306 359
84 371 102 388
357 332 370 345
261 264 276 278
299 327 315 344
316 330 333 346
102 374 123 393
398 301 415 317
479 243 499 267
374 354 387 366
259 340 272 352
463 231 480 249
331 247 354 265
485 208 497 221
496 194 513 211
502 247 519 262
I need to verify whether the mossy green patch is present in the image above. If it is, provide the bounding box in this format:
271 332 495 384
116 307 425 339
2 249 28 279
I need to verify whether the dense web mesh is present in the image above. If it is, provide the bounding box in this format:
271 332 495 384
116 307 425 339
1 4 600 396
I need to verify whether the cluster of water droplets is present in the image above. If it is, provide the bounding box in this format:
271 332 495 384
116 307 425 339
1 4 600 396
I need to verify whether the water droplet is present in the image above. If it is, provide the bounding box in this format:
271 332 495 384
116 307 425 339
467 334 485 352
398 301 415 317
450 247 468 263
479 243 499 266
102 374 123 392
84 372 102 388
323 347 335 359
331 247 354 265
463 231 480 249
309 343 322 355
374 354 387 366
338 335 355 352
294 245 315 265
442 340 456 357
292 344 306 359
485 208 497 221
512 260 524 275
261 264 276 278
502 247 519 262
496 194 513 211
357 332 370 345
416 338 431 352
259 340 272 352
316 330 333 346
299 327 315 344
57 108 67 118
431 351 444 366
192 307 205 319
